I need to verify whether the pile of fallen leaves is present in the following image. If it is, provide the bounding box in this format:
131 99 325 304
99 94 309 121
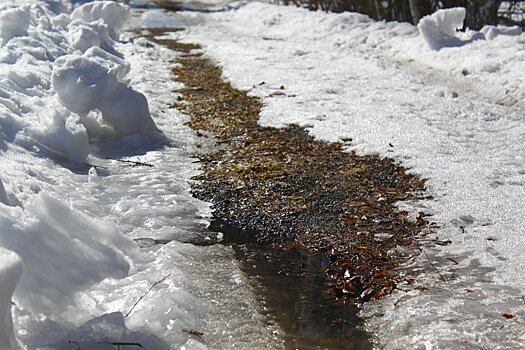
147 28 430 305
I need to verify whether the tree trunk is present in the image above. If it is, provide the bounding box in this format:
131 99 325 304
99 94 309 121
408 0 433 24
465 0 499 29
442 0 501 30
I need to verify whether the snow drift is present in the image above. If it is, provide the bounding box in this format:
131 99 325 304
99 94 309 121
0 0 159 164
0 1 159 348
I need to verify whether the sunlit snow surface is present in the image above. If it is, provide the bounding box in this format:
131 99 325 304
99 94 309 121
3 0 525 349
0 1 282 349
168 2 525 349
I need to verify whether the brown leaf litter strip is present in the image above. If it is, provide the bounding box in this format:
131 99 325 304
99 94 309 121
145 28 431 305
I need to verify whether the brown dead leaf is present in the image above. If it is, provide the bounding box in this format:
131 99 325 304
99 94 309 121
372 270 389 279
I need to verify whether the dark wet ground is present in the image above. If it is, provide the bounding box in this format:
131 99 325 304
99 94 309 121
166 40 429 304
141 12 430 349
216 222 372 350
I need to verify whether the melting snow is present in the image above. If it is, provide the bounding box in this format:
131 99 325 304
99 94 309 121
0 1 281 349
2 0 525 349
174 2 525 348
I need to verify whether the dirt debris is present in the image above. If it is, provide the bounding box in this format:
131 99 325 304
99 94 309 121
146 28 430 305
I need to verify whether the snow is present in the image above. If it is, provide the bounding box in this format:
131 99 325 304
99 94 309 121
418 7 469 50
52 47 159 138
0 5 31 46
1 0 525 348
0 248 23 350
169 1 525 348
70 1 129 40
480 24 523 41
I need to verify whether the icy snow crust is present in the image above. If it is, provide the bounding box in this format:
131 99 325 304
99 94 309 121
173 2 525 349
0 1 282 349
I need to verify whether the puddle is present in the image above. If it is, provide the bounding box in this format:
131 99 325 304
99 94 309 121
213 222 373 350
137 3 415 347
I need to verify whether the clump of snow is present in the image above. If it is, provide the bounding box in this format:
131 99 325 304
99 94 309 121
0 179 19 208
480 24 522 40
0 193 135 316
417 7 467 50
67 18 115 53
26 102 90 162
70 1 129 40
0 5 30 46
0 0 159 163
0 248 23 350
52 47 159 137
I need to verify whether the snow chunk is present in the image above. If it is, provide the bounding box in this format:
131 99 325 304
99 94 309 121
0 5 30 46
480 25 523 40
88 167 100 185
67 19 115 53
52 48 158 137
52 13 71 28
85 46 130 84
0 192 136 315
0 180 11 207
0 247 23 350
52 52 111 116
0 179 19 208
418 7 466 50
71 1 129 40
26 103 90 163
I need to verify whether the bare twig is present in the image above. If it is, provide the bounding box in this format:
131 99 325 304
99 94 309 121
182 329 204 337
125 274 171 318
68 340 81 349
111 341 144 349
106 157 154 167
446 257 459 265
423 251 449 285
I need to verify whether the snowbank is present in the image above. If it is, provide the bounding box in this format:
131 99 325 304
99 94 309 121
0 0 159 164
0 1 280 349
0 5 30 46
0 193 135 315
0 0 159 347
